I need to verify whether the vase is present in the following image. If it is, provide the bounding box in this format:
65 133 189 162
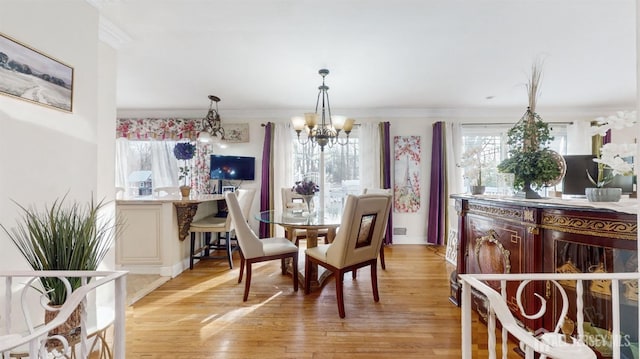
45 302 83 349
180 186 191 198
469 185 485 195
301 194 314 214
585 187 621 202
515 180 541 199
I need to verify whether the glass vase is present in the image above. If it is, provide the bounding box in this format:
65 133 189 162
302 194 314 214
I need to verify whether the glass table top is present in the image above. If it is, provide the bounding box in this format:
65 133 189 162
255 209 342 227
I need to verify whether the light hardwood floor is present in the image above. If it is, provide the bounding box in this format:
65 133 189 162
124 245 508 358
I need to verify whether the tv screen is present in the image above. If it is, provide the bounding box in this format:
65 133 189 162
210 155 255 180
562 155 598 197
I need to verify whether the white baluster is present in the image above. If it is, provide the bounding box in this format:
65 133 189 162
461 280 472 359
501 281 508 359
488 306 496 359
611 279 620 359
576 279 584 341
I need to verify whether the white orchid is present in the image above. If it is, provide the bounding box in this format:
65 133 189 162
588 114 637 187
590 110 637 136
458 146 485 186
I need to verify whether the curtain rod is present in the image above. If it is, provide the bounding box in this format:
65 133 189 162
461 121 573 127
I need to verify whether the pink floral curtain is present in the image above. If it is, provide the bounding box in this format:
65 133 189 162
116 118 212 194
116 118 201 140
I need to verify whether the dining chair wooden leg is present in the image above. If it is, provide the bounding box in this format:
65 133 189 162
225 232 234 269
189 232 196 270
291 253 299 292
336 269 346 318
281 258 287 275
243 262 252 301
379 243 386 270
370 260 379 302
238 250 245 284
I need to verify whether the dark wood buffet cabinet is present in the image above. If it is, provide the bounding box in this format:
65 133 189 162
450 194 638 358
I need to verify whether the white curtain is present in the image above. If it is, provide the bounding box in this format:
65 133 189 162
567 119 593 155
359 122 382 190
446 122 463 233
271 122 295 237
115 138 130 194
150 141 179 189
446 122 463 194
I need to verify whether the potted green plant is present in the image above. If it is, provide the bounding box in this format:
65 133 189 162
497 63 562 199
0 194 121 338
174 142 196 197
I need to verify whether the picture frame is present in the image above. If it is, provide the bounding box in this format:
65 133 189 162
223 123 250 143
0 32 73 112
222 186 236 193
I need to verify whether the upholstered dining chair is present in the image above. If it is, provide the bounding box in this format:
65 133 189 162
188 188 255 270
281 187 328 245
362 187 392 270
304 193 392 318
225 191 299 301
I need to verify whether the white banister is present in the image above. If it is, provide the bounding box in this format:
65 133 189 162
459 272 640 359
0 270 127 358
461 279 472 359
500 280 508 359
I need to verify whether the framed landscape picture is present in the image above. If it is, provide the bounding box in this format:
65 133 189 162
223 123 250 143
0 32 73 112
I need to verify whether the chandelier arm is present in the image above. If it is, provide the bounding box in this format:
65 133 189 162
325 90 332 127
315 89 322 115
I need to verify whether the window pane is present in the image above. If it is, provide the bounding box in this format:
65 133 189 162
292 128 360 214
461 124 567 194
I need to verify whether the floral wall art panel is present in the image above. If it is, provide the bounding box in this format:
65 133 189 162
393 136 421 213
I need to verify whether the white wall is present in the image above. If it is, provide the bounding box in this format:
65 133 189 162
0 1 115 268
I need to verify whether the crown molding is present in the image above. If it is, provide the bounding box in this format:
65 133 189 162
98 15 132 49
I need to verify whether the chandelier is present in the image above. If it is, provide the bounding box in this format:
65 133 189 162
198 95 225 143
291 69 354 152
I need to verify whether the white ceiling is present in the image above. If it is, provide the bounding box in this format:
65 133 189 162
91 0 637 117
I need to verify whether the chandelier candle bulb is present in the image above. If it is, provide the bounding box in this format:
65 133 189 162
305 113 318 127
343 118 355 133
332 115 346 130
292 116 306 131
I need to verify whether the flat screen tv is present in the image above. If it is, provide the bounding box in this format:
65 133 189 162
210 155 255 180
562 155 598 197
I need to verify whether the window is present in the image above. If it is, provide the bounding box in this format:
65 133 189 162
461 123 567 194
116 139 180 196
292 128 360 215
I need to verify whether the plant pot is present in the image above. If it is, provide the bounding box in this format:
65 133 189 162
469 185 485 195
514 181 541 199
180 186 192 198
45 302 83 349
585 187 621 202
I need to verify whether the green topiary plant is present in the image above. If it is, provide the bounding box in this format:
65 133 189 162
1 194 121 306
497 62 561 198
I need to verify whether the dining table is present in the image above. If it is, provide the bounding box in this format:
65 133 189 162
255 209 342 290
